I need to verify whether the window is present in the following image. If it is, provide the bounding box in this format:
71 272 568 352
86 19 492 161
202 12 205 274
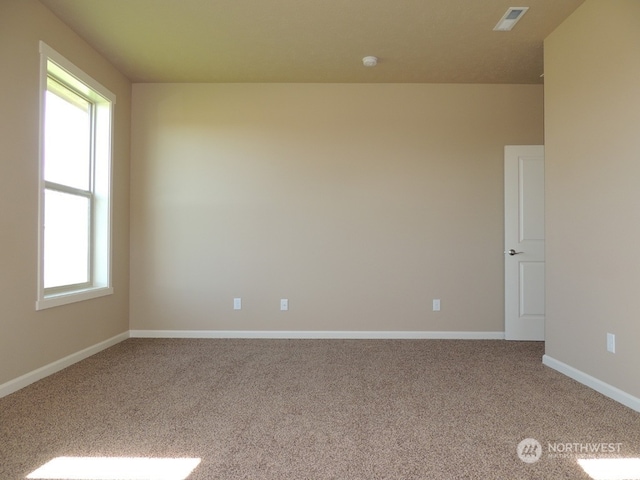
36 42 115 310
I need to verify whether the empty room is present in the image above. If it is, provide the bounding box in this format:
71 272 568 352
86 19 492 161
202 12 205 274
1 0 639 479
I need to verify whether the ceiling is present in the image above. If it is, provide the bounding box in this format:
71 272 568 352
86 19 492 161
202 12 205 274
39 0 585 84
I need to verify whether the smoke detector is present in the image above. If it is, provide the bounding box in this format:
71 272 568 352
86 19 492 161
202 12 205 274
362 56 378 67
493 7 529 31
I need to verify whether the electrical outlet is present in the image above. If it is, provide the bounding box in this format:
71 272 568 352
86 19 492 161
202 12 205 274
233 298 242 310
432 299 441 312
280 299 289 311
607 333 615 353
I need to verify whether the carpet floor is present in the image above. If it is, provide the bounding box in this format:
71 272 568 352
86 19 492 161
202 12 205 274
1 339 639 479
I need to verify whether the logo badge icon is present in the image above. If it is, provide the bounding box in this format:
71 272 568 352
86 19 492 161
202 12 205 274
517 438 542 463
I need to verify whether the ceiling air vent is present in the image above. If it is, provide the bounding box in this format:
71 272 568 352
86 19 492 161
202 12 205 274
493 7 529 31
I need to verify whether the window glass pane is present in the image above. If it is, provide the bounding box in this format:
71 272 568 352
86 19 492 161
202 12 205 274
44 88 91 190
44 189 90 288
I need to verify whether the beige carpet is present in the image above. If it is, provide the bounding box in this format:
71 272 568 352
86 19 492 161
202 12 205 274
1 339 639 479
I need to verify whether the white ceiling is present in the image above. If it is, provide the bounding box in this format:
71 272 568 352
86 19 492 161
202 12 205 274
39 0 585 84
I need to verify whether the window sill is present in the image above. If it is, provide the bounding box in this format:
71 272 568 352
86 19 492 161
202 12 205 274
36 286 114 311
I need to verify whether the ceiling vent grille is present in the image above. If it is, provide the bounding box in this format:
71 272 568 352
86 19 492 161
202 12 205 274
493 7 529 31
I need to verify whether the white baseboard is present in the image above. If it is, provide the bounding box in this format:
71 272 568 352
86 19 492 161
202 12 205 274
129 330 505 340
0 330 505 398
0 331 129 399
543 354 640 413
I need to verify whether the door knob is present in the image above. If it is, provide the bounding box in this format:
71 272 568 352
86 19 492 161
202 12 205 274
506 249 523 256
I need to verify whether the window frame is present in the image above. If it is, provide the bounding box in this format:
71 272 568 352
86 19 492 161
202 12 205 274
44 76 94 292
36 42 116 311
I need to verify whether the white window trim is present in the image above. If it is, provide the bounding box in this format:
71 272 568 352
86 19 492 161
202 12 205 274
36 42 116 311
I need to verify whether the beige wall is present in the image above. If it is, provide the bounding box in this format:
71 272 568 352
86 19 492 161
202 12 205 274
0 0 130 385
545 0 640 397
130 83 543 332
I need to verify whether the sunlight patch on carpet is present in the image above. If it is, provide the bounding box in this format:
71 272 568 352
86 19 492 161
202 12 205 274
26 456 201 480
578 458 640 480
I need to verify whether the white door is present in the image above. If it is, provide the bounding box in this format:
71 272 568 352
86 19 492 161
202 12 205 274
504 145 545 341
